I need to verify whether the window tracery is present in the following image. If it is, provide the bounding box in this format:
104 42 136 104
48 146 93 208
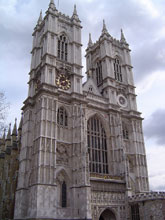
114 58 122 82
87 116 108 174
58 34 68 61
96 61 103 85
122 122 129 140
57 107 68 127
131 204 140 220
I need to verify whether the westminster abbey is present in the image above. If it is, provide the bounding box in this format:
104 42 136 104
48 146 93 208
0 0 165 219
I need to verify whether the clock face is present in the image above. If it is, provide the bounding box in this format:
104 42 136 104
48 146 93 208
119 96 125 105
56 74 71 90
117 94 127 107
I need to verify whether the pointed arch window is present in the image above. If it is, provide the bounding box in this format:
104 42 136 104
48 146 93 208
96 61 103 85
131 204 140 220
58 35 68 61
61 181 67 207
57 107 68 127
89 85 93 93
87 116 108 174
122 122 129 140
114 58 122 82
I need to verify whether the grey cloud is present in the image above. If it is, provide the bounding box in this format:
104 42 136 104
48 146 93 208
150 183 165 191
0 0 165 119
144 109 165 145
72 0 165 83
133 38 165 83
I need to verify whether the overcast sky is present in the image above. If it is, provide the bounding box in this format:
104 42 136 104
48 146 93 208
0 0 165 191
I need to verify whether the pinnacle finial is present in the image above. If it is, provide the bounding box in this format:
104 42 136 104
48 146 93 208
2 129 6 141
72 4 80 21
88 33 93 47
50 0 55 5
7 123 11 140
73 4 77 15
49 0 56 9
120 29 127 44
37 10 42 25
103 20 106 29
18 113 23 130
103 20 107 31
12 118 17 136
102 19 109 35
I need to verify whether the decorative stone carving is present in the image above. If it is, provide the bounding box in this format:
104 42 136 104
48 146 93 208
56 144 69 164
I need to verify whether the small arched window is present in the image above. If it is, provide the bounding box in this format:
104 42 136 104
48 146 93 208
96 61 103 85
57 107 68 127
122 122 129 140
89 85 93 92
87 116 108 174
114 58 122 82
58 35 68 61
61 181 67 207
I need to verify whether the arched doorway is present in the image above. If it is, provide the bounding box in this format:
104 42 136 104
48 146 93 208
99 209 116 220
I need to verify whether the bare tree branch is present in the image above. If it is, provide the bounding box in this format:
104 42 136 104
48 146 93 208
0 91 9 136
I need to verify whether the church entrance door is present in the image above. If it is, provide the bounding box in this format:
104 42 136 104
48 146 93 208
99 209 116 220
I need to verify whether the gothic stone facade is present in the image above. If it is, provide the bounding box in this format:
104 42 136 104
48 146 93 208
0 120 22 220
1 1 165 220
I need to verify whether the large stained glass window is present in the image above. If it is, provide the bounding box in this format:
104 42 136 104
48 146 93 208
87 116 108 174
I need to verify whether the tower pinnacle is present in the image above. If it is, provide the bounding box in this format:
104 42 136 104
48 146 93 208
73 4 77 15
102 19 109 36
37 10 42 25
0 129 6 152
72 4 80 21
12 118 17 136
88 33 93 47
2 129 6 141
50 0 55 5
18 113 23 131
120 29 127 44
49 0 56 10
7 123 11 140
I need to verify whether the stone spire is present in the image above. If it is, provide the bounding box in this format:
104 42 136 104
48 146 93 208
5 123 11 153
11 118 18 148
2 129 6 141
18 113 23 131
12 118 17 136
102 19 109 35
0 129 6 152
73 4 77 15
37 10 42 25
72 4 80 21
7 123 11 140
18 113 23 145
12 118 17 144
120 29 127 44
88 33 93 47
49 0 56 10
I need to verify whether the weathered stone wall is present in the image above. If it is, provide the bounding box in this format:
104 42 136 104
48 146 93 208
129 192 165 220
0 121 21 220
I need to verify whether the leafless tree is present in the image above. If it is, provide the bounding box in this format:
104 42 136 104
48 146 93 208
0 91 9 136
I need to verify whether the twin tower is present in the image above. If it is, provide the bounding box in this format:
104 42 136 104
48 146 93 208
14 1 149 219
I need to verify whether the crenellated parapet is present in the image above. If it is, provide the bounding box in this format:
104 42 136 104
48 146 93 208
128 191 165 219
86 22 129 53
88 35 129 52
128 191 165 202
33 1 81 34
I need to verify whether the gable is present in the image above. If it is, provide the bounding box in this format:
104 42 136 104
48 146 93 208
83 77 101 96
